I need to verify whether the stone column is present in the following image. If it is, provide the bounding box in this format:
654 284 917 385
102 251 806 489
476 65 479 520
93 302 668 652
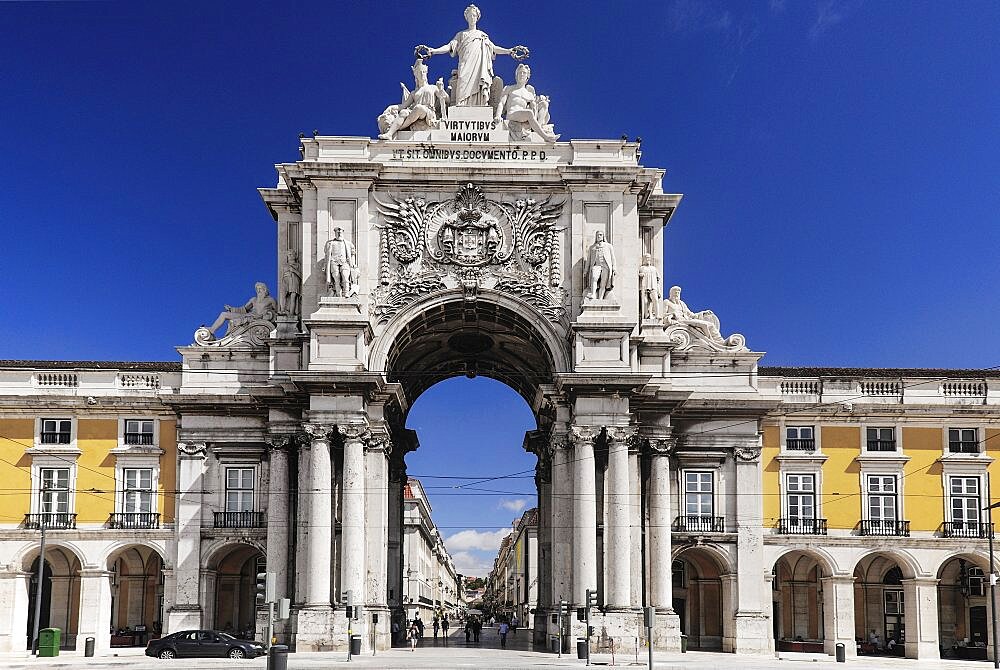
821 576 856 657
338 424 368 605
533 436 553 646
571 426 599 605
303 424 334 607
364 430 392 651
266 436 293 603
731 444 772 654
77 569 113 652
0 571 30 652
646 435 681 649
168 442 206 632
902 577 940 659
294 438 311 605
604 426 633 609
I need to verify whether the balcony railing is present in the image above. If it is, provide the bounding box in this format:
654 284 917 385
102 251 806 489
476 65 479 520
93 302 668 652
108 512 160 529
949 441 980 454
942 521 994 539
786 438 816 451
23 513 77 529
866 439 897 452
859 519 910 537
124 433 155 446
777 517 827 535
673 515 726 533
213 511 266 528
40 432 72 445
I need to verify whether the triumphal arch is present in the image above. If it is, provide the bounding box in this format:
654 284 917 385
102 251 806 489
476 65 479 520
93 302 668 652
167 7 774 655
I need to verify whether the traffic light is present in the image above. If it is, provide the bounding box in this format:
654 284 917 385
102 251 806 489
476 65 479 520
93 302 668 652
343 589 354 619
558 600 569 617
576 607 586 621
255 572 275 606
586 588 599 610
587 626 595 637
278 598 291 620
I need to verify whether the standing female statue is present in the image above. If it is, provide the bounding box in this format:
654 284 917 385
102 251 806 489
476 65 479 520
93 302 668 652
414 4 529 107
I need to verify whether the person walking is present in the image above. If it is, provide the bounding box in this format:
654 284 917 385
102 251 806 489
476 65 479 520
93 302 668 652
498 621 509 649
472 617 482 643
442 617 449 643
464 620 472 643
433 617 440 639
511 615 518 636
408 621 420 652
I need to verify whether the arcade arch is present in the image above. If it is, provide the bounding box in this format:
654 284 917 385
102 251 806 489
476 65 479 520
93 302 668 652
205 543 265 637
937 553 992 660
106 545 165 645
671 546 732 651
771 550 831 652
853 552 914 654
22 545 82 650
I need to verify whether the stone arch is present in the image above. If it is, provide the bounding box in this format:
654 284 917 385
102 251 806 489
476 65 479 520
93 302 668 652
770 546 838 578
671 545 733 651
852 550 918 652
370 288 570 407
17 541 86 573
936 552 993 656
850 549 920 582
21 545 83 650
771 549 832 650
106 544 166 643
203 542 265 636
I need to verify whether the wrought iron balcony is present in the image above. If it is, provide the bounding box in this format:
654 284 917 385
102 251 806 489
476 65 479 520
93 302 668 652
786 438 816 451
777 517 827 535
23 513 77 529
859 519 910 537
40 432 71 445
949 441 980 454
866 439 897 452
942 521 994 539
213 511 266 528
124 433 155 446
673 515 726 533
108 512 160 529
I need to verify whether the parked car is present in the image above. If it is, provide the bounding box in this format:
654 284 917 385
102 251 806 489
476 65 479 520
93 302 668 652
146 630 265 659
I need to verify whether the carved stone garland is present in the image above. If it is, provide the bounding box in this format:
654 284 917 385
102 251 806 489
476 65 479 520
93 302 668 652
373 183 565 323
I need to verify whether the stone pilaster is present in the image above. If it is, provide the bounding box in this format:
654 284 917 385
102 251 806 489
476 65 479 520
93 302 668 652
0 571 30 652
548 433 574 650
902 577 941 659
731 443 772 654
168 442 206 633
821 575 857 657
604 426 634 609
645 434 681 649
294 437 311 606
570 425 599 605
77 569 113 653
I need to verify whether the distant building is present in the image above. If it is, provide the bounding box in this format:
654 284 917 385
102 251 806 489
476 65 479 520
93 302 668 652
401 477 462 622
486 509 538 625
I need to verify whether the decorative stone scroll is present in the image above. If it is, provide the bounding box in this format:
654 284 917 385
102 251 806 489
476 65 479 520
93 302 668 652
364 431 393 455
303 423 335 443
569 425 600 447
373 183 565 322
662 285 747 352
194 282 277 347
645 435 677 457
733 446 762 462
336 423 371 445
604 426 638 448
177 442 207 458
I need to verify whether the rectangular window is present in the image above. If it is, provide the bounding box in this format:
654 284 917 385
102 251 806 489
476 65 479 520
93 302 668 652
951 476 981 527
949 428 979 454
786 426 815 451
40 419 72 445
225 467 255 512
866 427 896 452
884 589 905 643
39 468 71 513
123 468 154 513
684 472 713 517
786 474 816 522
867 475 898 521
124 420 155 446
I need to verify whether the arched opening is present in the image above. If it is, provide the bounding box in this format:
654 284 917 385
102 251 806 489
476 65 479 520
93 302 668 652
207 544 265 639
853 553 913 656
672 548 728 651
379 293 560 648
937 554 991 660
23 546 81 650
772 551 829 652
107 545 165 647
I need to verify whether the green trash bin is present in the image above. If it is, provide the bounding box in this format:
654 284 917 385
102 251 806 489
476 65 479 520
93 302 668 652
38 628 60 657
680 633 688 653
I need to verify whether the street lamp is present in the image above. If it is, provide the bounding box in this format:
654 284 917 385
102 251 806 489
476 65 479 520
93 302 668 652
985 478 999 669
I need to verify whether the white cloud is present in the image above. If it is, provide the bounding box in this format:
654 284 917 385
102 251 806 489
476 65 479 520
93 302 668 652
809 0 861 42
450 551 494 576
499 498 527 513
445 528 509 553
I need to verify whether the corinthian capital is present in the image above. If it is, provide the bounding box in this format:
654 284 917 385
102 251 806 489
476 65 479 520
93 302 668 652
645 435 677 457
365 431 393 454
303 423 335 442
604 426 638 445
569 425 600 447
337 423 371 444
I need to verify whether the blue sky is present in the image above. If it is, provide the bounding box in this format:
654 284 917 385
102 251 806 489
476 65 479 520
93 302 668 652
2 1 999 574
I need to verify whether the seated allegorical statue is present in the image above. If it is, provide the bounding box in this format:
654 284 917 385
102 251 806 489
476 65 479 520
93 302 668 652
494 63 558 142
378 60 449 140
195 282 278 346
662 285 747 351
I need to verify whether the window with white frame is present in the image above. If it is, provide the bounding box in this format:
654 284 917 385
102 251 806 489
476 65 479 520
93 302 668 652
969 566 987 597
785 473 816 521
866 427 896 452
949 428 979 454
124 420 155 446
950 476 982 528
122 468 154 513
225 467 255 512
867 475 898 522
40 418 72 445
684 472 713 517
39 468 71 514
785 426 815 451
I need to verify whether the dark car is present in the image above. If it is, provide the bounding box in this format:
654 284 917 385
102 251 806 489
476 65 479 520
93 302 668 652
146 630 265 659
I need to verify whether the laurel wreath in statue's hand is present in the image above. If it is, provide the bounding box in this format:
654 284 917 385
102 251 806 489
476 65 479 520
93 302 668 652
414 44 432 60
510 45 530 60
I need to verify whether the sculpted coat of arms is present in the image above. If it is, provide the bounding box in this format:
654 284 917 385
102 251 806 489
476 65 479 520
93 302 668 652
372 183 564 323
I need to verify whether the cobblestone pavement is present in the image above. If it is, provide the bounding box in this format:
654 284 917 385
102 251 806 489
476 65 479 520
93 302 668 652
1 628 990 669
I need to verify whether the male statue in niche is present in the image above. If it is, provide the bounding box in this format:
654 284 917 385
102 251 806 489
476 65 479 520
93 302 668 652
586 230 616 300
325 227 358 298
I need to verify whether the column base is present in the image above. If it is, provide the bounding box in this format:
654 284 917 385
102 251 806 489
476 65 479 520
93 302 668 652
733 610 773 654
651 608 682 651
294 605 338 652
586 609 644 654
167 606 202 635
